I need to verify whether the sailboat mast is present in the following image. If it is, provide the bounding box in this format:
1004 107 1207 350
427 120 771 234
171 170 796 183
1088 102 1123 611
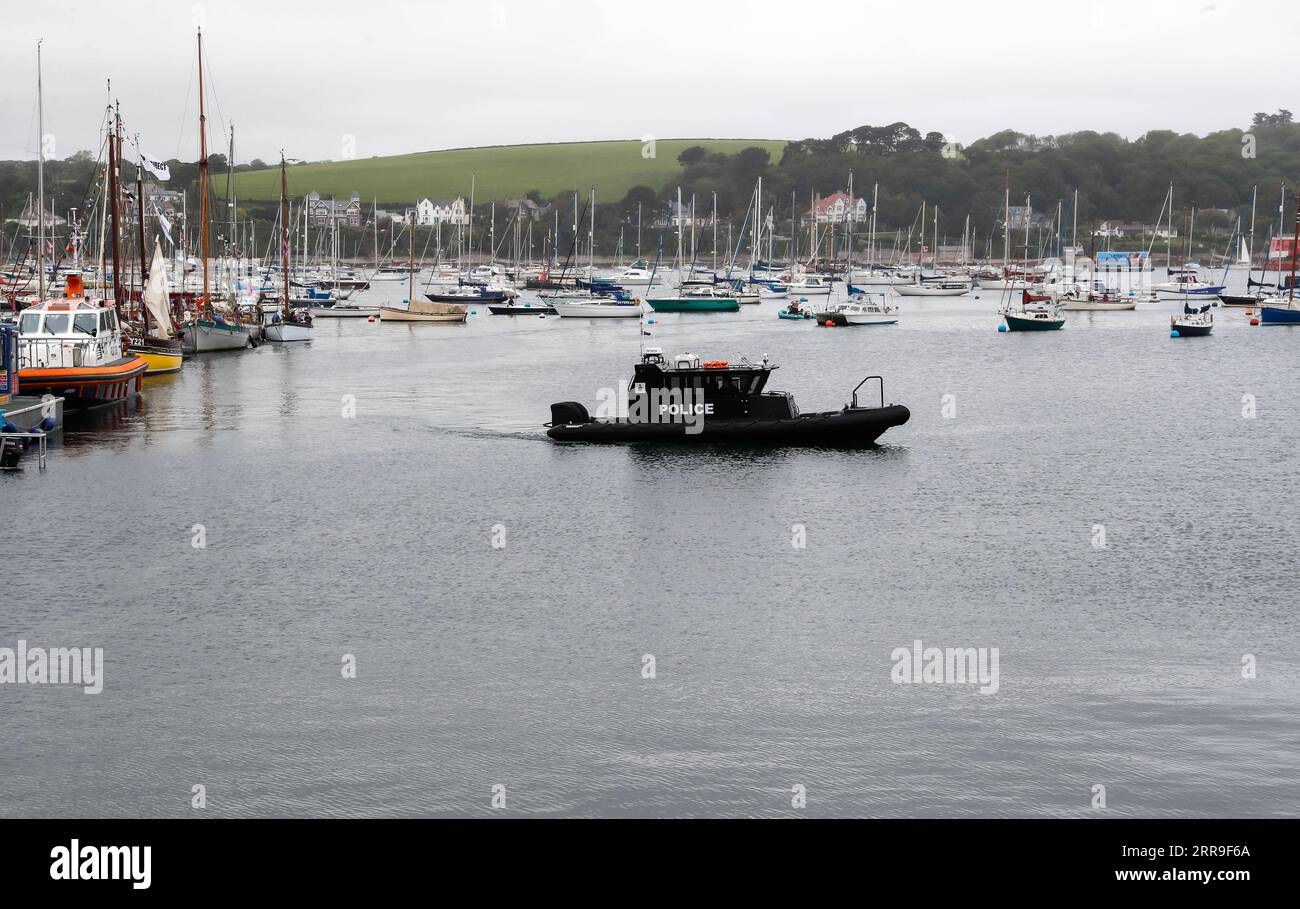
1002 179 1010 272
869 183 878 271
712 192 717 272
108 111 123 318
196 29 211 312
136 136 149 332
846 171 854 282
1289 192 1300 304
280 155 290 315
36 40 46 300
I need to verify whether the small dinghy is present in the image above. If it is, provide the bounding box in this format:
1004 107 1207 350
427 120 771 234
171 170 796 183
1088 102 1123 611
546 349 909 447
777 298 815 320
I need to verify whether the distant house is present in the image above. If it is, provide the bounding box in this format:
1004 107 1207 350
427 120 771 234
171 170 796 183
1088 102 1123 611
1094 221 1177 240
506 197 549 222
306 191 363 227
416 197 468 227
652 199 704 229
1001 206 1054 230
810 193 868 224
144 184 185 218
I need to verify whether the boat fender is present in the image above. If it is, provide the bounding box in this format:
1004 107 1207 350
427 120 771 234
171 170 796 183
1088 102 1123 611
703 360 728 369
997 324 1008 332
41 417 56 432
1170 330 1180 338
1250 318 1260 326
824 320 834 327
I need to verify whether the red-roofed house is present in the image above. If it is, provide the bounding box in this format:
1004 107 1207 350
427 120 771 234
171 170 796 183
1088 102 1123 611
809 193 868 224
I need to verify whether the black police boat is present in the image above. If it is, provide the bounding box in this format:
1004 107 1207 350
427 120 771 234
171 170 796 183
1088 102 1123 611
546 348 910 446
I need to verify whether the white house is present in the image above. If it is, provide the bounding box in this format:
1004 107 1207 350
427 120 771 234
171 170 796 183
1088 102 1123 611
416 197 468 227
810 193 868 224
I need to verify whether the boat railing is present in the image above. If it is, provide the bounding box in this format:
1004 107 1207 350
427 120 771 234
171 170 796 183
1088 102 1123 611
0 431 48 469
18 336 106 370
850 375 885 409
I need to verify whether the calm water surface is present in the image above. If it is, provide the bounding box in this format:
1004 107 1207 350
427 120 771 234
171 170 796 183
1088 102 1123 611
3 272 1298 817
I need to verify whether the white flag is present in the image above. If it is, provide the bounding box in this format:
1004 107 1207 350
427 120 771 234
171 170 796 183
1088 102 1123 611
139 150 171 181
152 203 174 246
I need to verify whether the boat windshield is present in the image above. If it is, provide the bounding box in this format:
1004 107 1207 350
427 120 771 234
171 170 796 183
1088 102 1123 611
73 312 98 335
41 313 70 335
18 312 40 334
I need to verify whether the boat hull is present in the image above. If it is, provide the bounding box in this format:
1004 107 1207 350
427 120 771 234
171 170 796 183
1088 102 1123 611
379 305 468 323
263 322 313 342
895 284 970 296
1218 293 1264 307
128 338 184 374
1004 312 1065 331
1057 298 1137 311
310 306 378 318
548 404 911 448
1259 304 1300 324
17 355 147 409
550 302 642 318
645 298 741 312
185 319 252 353
488 303 558 315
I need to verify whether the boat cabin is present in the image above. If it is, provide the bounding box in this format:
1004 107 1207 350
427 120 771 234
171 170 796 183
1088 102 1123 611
630 348 797 420
16 295 126 369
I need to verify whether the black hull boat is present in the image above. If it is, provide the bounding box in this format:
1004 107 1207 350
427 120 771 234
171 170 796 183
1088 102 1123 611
548 403 911 446
546 349 909 448
426 289 509 304
488 301 558 315
1218 293 1263 307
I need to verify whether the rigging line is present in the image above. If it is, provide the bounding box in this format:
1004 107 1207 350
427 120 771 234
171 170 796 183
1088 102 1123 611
174 45 197 160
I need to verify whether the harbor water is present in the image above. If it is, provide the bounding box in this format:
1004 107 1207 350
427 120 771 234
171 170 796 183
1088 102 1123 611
2 271 1298 817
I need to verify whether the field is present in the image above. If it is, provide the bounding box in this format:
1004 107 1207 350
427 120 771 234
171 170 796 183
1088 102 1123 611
214 138 786 206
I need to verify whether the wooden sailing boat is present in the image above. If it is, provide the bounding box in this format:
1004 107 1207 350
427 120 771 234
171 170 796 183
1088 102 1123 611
183 28 252 353
263 154 313 341
380 213 468 322
118 108 183 373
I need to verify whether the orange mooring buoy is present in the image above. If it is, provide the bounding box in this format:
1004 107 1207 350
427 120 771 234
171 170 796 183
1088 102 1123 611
1250 317 1261 326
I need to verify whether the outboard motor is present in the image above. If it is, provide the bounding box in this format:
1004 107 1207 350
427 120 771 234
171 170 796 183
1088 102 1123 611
0 438 21 471
549 401 590 426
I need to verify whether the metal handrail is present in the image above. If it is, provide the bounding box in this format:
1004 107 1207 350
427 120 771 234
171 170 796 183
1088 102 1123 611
850 375 884 409
18 335 111 370
0 431 48 469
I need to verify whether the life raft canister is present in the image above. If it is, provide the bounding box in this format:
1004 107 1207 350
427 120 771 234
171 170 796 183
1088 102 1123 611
702 360 728 369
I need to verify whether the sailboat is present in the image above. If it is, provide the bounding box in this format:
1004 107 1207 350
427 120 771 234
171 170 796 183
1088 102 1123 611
1259 193 1300 325
183 29 253 353
263 154 313 341
131 246 184 372
380 213 468 322
1170 299 1214 336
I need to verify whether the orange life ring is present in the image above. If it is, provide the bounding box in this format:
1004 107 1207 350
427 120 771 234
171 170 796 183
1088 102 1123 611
702 360 728 369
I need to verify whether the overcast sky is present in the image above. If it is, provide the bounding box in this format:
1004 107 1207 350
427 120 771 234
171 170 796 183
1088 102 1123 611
1 0 1293 164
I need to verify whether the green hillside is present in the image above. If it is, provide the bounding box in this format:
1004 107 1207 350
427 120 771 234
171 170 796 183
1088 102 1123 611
215 138 786 206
